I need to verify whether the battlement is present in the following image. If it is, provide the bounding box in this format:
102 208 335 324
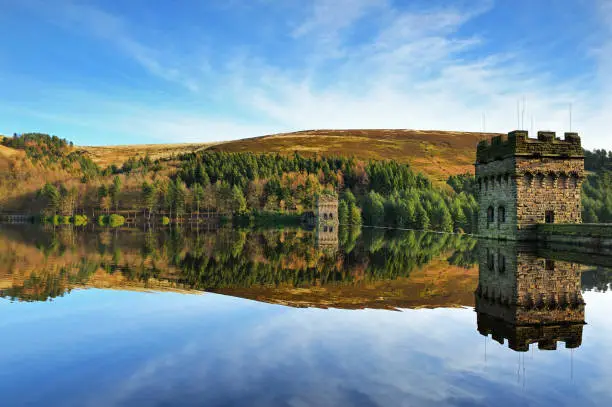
316 193 338 203
477 312 584 352
476 130 583 163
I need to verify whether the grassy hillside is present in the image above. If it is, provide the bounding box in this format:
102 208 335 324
209 129 499 183
78 142 220 167
77 129 497 183
0 134 97 212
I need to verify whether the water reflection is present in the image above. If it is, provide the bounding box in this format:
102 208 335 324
2 225 612 406
315 223 339 251
475 241 585 352
0 225 479 309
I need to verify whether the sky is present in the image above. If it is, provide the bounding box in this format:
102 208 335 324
0 0 610 148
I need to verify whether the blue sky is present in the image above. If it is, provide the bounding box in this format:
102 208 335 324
0 0 610 148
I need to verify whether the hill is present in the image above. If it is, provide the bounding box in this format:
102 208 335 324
78 142 220 167
77 129 498 183
209 129 500 183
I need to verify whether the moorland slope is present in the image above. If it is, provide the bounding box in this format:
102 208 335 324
209 129 499 182
77 129 499 182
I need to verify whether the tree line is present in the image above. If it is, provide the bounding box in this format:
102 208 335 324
14 132 612 229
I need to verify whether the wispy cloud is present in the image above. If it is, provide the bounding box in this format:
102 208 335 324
28 0 202 92
3 0 611 148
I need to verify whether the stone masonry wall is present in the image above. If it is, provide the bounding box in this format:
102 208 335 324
475 157 518 239
475 242 584 325
316 196 339 224
514 157 584 239
477 130 583 163
476 312 584 351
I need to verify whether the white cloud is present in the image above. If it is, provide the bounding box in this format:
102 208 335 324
223 0 610 149
7 0 612 149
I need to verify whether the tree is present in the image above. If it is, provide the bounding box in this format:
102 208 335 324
338 200 349 225
100 196 111 214
349 202 362 226
163 180 176 219
450 201 468 232
57 184 78 215
98 185 108 200
416 204 430 230
174 178 188 220
141 182 157 220
231 185 247 214
109 176 122 211
363 191 385 225
203 184 216 215
246 180 264 211
342 189 357 205
215 181 232 214
40 183 60 215
192 182 204 219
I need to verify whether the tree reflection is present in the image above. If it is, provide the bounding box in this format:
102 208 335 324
0 226 478 307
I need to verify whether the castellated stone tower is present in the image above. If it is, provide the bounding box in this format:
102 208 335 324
475 241 585 352
315 193 339 224
475 130 584 240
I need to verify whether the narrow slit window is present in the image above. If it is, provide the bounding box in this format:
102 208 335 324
498 206 506 223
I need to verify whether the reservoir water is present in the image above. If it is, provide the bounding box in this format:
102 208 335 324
1 225 611 407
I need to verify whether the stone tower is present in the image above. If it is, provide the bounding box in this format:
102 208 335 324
475 241 585 352
475 130 584 240
315 193 339 224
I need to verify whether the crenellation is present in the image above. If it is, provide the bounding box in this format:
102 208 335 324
476 130 583 164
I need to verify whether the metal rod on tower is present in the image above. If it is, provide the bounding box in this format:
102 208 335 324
522 96 526 130
517 100 520 129
569 103 573 132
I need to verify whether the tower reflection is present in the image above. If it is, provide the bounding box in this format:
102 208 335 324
315 223 339 252
475 241 585 352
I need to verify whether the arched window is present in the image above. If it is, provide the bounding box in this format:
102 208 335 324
498 252 506 273
329 213 334 219
487 249 495 271
559 174 567 189
487 206 494 223
523 173 533 188
323 213 328 220
498 206 506 223
569 173 578 188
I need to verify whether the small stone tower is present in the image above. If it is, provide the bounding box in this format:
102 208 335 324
475 130 584 240
315 193 339 224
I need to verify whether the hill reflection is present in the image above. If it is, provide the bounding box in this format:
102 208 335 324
0 225 478 309
2 225 610 318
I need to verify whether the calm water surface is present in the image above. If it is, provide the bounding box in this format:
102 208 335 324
0 225 611 407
